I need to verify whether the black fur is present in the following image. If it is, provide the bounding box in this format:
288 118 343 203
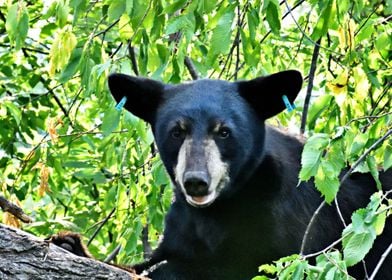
106 71 391 279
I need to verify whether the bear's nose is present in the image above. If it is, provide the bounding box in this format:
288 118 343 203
183 171 209 197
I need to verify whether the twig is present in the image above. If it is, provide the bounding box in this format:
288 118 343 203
0 196 32 223
110 42 123 59
128 42 139 76
300 38 321 134
87 207 116 246
39 78 73 126
341 129 392 185
217 1 248 79
0 43 49 55
287 5 310 68
345 112 392 126
369 82 391 117
104 244 122 263
369 242 392 280
302 236 343 259
354 6 378 36
300 199 326 254
94 19 119 38
321 250 352 277
283 0 342 56
142 226 152 259
184 56 199 80
334 196 347 227
300 128 392 254
229 0 306 80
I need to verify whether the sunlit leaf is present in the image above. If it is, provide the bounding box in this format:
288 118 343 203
265 0 281 35
343 231 374 267
299 134 329 181
5 2 29 50
210 6 235 55
101 107 121 137
49 27 77 76
311 0 335 41
108 0 126 22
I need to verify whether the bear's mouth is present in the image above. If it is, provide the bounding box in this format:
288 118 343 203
186 192 217 208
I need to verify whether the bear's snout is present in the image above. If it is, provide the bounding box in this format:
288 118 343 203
183 171 210 197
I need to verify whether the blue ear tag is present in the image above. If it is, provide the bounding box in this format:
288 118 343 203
115 96 127 111
282 95 296 112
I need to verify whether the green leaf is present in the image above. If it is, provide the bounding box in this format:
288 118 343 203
101 107 121 137
71 0 88 25
299 134 329 181
4 101 22 126
351 209 376 237
56 0 69 27
125 0 133 14
49 27 77 76
166 14 195 38
17 6 29 49
108 0 126 22
366 156 382 190
307 95 333 129
383 143 392 170
247 7 260 42
5 4 18 36
63 161 93 168
343 231 375 266
210 6 235 55
265 0 281 35
311 0 335 41
119 14 132 41
59 47 83 83
292 262 306 280
258 264 277 275
6 2 29 50
349 133 368 156
163 0 187 14
314 161 340 203
373 210 387 236
252 276 270 280
198 0 217 13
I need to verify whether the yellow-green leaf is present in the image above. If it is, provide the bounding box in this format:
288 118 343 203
5 2 29 50
49 27 77 77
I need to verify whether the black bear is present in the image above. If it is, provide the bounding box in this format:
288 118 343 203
55 70 391 279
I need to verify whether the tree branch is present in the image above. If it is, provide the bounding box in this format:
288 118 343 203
0 224 147 279
184 56 199 80
0 196 32 223
87 207 116 246
369 242 392 280
300 38 321 134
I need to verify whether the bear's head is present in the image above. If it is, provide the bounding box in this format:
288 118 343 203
108 71 302 208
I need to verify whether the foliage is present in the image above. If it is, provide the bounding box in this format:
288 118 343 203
254 191 391 279
0 0 390 277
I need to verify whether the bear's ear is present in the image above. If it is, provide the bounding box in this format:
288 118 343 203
237 70 302 120
108 73 165 123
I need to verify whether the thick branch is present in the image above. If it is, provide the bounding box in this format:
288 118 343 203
0 224 147 280
0 196 32 223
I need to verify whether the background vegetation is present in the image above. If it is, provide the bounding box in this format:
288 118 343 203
0 0 391 278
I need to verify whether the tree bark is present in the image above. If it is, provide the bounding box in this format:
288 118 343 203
0 223 147 280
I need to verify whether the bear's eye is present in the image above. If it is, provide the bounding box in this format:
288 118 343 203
217 127 231 139
171 127 186 139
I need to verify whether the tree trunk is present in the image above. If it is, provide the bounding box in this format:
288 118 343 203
0 223 147 280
